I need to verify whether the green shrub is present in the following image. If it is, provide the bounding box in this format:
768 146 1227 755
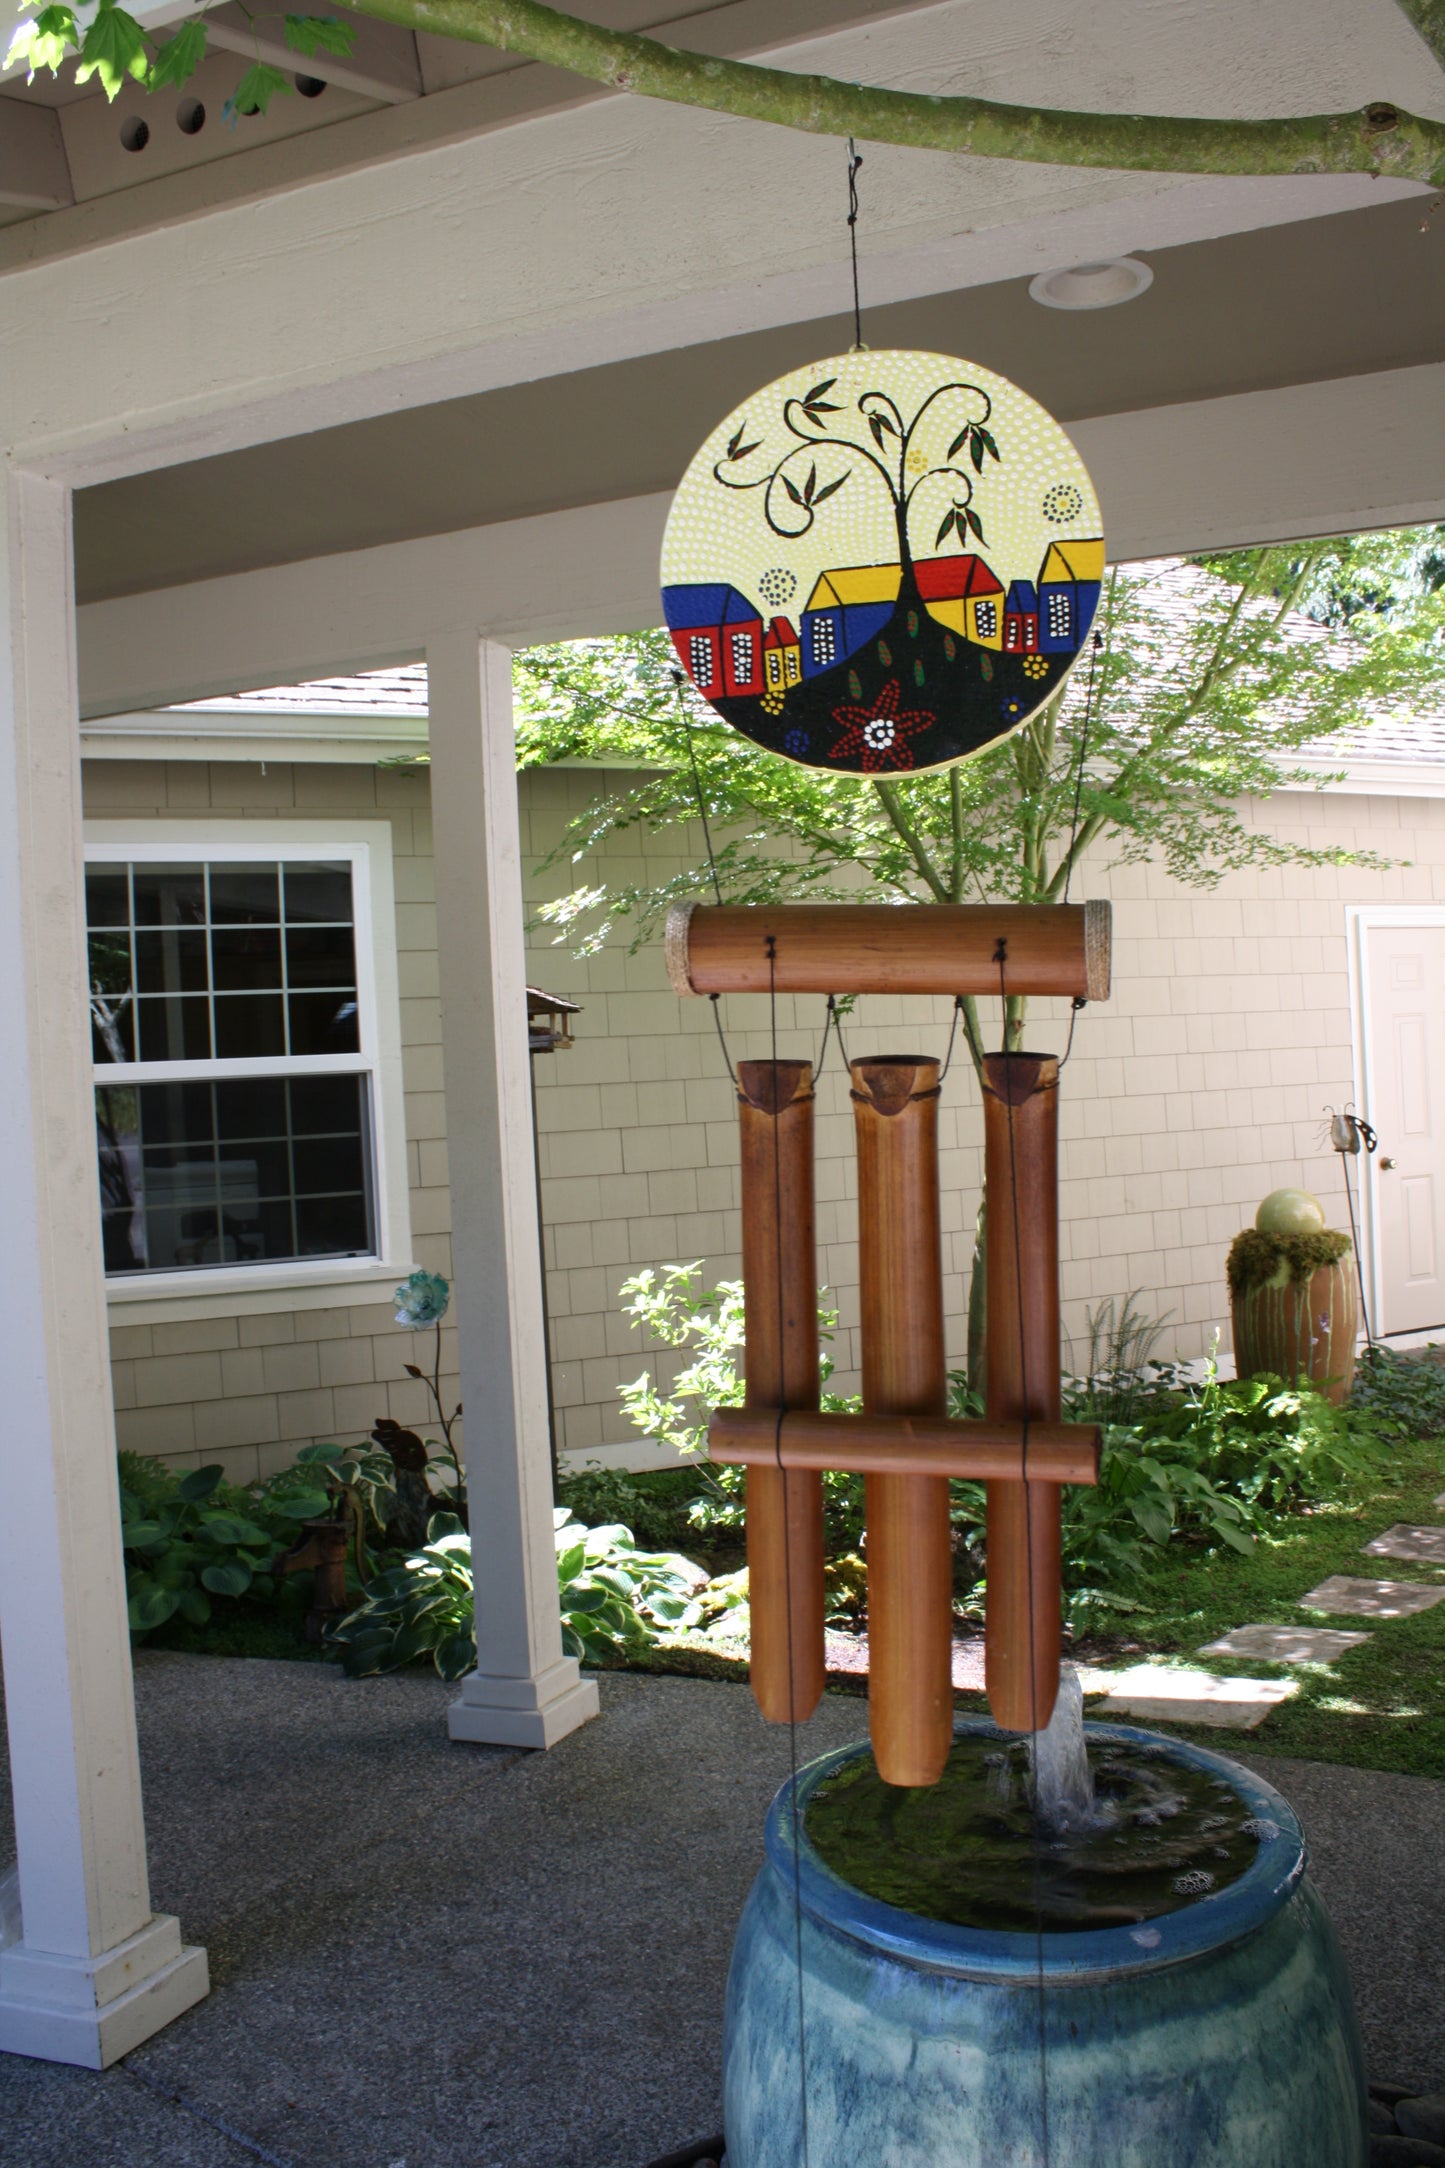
119 1463 282 1636
325 1508 708 1678
1351 1344 1445 1438
554 1465 701 1554
1227 1226 1352 1296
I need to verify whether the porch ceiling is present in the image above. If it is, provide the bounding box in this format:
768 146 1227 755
72 193 1445 606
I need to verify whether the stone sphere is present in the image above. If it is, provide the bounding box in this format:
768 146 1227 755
1255 1187 1327 1235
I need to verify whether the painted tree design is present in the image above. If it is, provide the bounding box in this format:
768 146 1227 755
711 375 1002 596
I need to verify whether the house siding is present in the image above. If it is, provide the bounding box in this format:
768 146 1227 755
89 755 1445 1481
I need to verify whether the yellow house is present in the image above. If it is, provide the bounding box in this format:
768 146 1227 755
801 564 902 677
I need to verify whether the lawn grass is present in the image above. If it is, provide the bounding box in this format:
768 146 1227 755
1070 1427 1445 1780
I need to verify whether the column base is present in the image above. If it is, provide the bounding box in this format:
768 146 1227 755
0 1912 209 2069
448 1656 599 1749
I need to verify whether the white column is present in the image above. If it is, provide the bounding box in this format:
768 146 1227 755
0 471 207 2066
426 630 599 1750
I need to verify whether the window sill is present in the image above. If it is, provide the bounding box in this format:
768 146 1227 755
105 1258 407 1325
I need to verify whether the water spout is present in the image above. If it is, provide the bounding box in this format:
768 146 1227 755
1029 1663 1097 1835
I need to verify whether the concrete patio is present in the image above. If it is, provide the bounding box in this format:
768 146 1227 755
0 1657 1440 2167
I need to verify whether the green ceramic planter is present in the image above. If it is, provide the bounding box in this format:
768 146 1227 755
1231 1255 1358 1403
723 1721 1367 2167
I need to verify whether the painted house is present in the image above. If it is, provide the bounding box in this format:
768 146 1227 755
801 565 902 677
1038 539 1107 654
661 583 764 697
763 616 803 695
1003 581 1041 654
915 554 1006 648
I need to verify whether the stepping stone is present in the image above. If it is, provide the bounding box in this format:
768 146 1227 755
1300 1576 1445 1619
1199 1623 1369 1663
1094 1664 1296 1731
1365 1525 1445 1565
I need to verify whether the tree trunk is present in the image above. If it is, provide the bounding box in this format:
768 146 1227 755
966 1193 987 1403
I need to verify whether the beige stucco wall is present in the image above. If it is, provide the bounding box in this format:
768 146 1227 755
90 754 1445 1483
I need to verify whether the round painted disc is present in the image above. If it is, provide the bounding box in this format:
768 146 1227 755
661 348 1105 775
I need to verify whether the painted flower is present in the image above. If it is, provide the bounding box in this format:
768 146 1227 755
1000 695 1026 722
395 1268 450 1329
783 728 811 759
830 680 935 772
1022 655 1049 680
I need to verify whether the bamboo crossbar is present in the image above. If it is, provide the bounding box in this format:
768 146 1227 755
666 900 1111 1000
709 1408 1100 1485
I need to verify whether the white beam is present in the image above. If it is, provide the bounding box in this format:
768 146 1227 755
0 98 74 210
426 630 598 1751
0 469 207 2067
201 5 422 106
74 364 1445 716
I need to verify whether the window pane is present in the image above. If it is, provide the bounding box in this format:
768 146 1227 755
288 992 360 1055
135 928 208 994
214 993 285 1058
92 1003 135 1064
287 1073 367 1135
296 1193 370 1257
285 924 356 987
283 862 352 924
211 926 283 992
99 1073 375 1273
86 869 130 929
209 864 280 924
215 1076 286 1138
137 994 212 1062
132 864 206 927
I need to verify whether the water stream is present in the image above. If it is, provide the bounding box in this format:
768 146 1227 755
1029 1663 1099 1836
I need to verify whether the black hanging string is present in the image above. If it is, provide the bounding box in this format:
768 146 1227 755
1061 630 1103 906
995 937 1052 2168
672 669 741 1088
672 670 725 905
1058 994 1087 1071
938 994 967 1084
846 139 865 351
815 991 853 1079
765 932 812 2168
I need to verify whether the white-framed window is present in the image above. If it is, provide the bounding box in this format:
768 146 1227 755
86 821 410 1305
730 628 756 684
974 598 997 640
1047 591 1072 639
688 632 715 688
811 616 837 667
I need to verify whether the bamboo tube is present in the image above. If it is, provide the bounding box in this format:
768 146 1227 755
982 1052 1063 1736
852 1056 954 1788
709 1408 1099 1485
737 1059 826 1725
667 900 1111 1001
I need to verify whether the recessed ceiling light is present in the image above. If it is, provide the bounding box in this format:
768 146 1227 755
1028 258 1154 311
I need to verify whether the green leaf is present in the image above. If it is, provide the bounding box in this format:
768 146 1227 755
283 12 353 57
935 508 957 547
979 427 1000 461
812 472 849 506
782 475 804 506
970 434 985 473
128 1584 179 1634
75 0 149 100
199 1513 272 1547
434 1630 476 1682
7 4 79 78
147 17 206 91
803 379 837 403
178 1586 212 1627
227 61 293 119
946 426 970 461
178 1465 226 1503
965 507 986 544
200 1561 253 1597
563 1586 611 1616
270 1491 333 1520
120 1519 168 1549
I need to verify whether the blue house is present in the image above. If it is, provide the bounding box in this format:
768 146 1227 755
1037 539 1106 654
1003 580 1040 655
799 564 901 678
662 582 765 697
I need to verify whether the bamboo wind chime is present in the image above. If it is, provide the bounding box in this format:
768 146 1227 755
667 898 1111 1787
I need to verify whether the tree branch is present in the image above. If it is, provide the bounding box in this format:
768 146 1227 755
342 0 1445 183
1395 0 1445 74
872 779 949 900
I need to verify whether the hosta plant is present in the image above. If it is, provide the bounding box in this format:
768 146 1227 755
325 1512 476 1680
326 1509 708 1679
120 1463 280 1636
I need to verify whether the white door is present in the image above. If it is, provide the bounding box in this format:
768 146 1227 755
1365 923 1445 1337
